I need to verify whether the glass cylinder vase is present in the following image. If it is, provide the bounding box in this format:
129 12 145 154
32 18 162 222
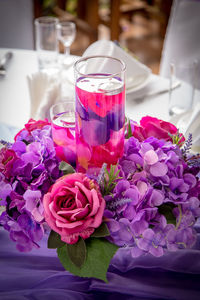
50 101 76 167
74 55 126 173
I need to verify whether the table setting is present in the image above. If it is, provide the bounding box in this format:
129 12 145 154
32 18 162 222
0 15 200 300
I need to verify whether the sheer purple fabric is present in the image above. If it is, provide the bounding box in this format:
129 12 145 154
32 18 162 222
0 221 200 300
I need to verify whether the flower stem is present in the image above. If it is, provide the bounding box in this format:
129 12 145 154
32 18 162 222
176 205 182 230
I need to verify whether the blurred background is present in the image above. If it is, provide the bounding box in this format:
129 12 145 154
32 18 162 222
0 0 173 74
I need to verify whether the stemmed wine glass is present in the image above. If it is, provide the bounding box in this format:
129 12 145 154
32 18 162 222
57 21 76 99
57 21 76 66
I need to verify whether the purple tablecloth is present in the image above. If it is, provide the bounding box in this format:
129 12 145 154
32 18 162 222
1 223 200 300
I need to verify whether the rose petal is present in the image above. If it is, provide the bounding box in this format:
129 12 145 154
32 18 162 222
56 219 83 229
75 181 92 205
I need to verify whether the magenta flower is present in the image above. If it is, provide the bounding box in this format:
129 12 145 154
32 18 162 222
131 116 185 146
14 118 50 141
0 147 18 179
43 173 106 244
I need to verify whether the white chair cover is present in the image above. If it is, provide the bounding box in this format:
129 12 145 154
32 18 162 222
159 0 200 89
0 0 34 50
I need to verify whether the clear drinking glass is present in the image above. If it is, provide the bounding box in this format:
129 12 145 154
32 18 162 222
74 55 126 173
57 21 76 65
50 101 76 167
169 61 197 116
34 16 59 74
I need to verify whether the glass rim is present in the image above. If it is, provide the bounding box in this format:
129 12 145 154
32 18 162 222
50 101 75 121
74 55 126 79
170 60 199 69
50 101 75 111
57 21 76 27
34 16 59 26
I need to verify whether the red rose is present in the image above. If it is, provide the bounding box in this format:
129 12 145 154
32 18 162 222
131 116 185 145
14 119 50 141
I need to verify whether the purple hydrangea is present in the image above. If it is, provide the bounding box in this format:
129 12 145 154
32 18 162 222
1 119 199 262
0 124 62 252
105 137 200 257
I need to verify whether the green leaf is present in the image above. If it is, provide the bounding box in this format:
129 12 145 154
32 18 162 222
91 223 110 238
103 165 122 195
57 238 119 282
158 203 176 226
59 161 75 175
48 230 65 249
66 237 86 268
127 119 132 138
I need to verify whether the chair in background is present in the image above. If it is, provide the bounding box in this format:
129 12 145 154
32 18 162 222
159 0 200 88
53 0 172 47
53 0 99 44
0 0 35 50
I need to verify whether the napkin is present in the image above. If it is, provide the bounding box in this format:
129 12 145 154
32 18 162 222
170 96 200 152
27 72 62 120
82 40 152 90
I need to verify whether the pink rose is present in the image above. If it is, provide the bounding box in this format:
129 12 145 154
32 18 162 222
131 116 185 145
15 119 50 141
43 173 106 244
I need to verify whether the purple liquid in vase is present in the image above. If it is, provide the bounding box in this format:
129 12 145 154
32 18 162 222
75 74 125 172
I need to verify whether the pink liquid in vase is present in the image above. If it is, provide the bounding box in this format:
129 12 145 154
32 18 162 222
75 74 125 172
51 111 76 167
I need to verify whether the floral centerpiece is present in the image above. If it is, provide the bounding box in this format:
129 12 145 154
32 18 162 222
0 116 199 282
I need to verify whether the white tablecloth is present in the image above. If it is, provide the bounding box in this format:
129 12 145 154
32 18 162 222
0 49 38 128
0 47 179 130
